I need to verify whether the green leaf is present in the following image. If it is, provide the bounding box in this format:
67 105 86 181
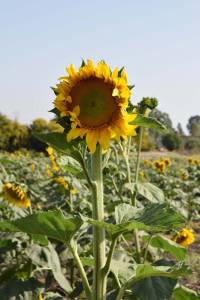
34 132 83 164
89 204 185 238
131 261 191 300
137 182 165 203
137 203 185 230
143 234 186 260
58 156 84 177
27 243 72 292
172 286 200 300
0 210 83 243
131 115 166 131
45 292 64 300
88 218 155 239
81 256 94 267
31 234 49 246
115 203 138 223
0 278 42 300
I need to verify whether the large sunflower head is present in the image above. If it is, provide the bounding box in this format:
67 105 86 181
2 183 30 209
173 228 195 247
52 59 137 153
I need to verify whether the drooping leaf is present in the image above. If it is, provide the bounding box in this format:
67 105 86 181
34 132 83 164
143 234 186 260
131 260 191 300
137 203 185 230
26 243 72 292
137 182 165 203
0 210 83 243
131 115 166 131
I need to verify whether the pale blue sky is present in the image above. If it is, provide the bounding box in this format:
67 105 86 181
0 0 199 132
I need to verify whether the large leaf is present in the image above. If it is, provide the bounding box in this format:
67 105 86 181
89 204 185 238
27 243 72 292
0 210 83 243
172 286 200 300
143 234 186 260
137 203 185 230
0 278 42 300
131 115 166 131
137 182 165 203
131 261 191 300
34 132 83 163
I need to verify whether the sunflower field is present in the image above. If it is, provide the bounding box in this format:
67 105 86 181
0 60 199 300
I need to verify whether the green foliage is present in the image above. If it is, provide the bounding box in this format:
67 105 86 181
29 118 62 151
162 132 181 151
187 115 200 136
185 137 200 152
0 210 83 243
143 235 186 260
0 113 29 151
172 286 200 300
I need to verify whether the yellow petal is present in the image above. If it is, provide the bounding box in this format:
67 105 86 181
112 88 120 97
99 128 110 151
86 130 99 153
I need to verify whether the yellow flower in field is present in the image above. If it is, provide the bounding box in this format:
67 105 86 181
163 158 171 167
180 170 188 181
53 59 137 153
139 171 145 178
46 146 54 156
46 147 60 172
37 293 44 300
31 164 36 172
188 157 193 164
173 228 195 247
2 183 30 208
70 187 77 195
154 160 166 174
51 161 60 172
45 165 53 177
55 177 69 189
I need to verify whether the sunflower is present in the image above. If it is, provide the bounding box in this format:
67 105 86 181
54 176 69 189
2 183 30 208
173 228 195 247
53 59 137 153
37 293 44 300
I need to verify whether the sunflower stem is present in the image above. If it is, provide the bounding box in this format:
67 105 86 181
91 144 106 300
69 240 92 300
132 127 144 263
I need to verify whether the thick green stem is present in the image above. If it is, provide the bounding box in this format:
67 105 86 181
69 241 92 300
91 145 106 300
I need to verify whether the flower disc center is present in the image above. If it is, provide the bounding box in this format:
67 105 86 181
70 78 116 127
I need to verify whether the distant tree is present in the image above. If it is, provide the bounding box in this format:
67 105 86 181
185 137 200 152
150 109 173 130
149 109 173 148
0 113 29 151
162 133 181 151
177 122 185 136
187 115 200 136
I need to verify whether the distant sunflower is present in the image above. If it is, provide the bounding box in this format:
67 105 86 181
2 183 30 208
173 228 195 247
53 59 137 153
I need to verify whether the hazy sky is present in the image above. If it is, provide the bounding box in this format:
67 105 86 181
0 0 199 132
